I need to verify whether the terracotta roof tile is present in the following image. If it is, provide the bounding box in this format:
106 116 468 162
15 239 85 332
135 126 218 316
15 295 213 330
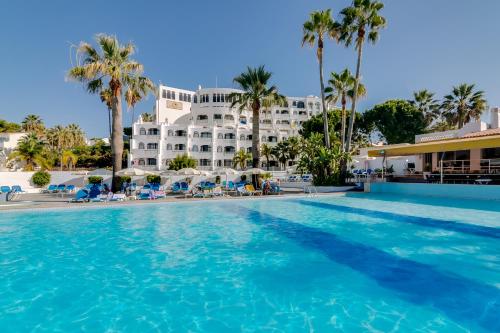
462 128 500 138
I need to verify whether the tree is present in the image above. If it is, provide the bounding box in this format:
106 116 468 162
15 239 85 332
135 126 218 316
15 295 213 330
67 34 154 191
271 142 289 169
441 84 487 129
168 154 197 170
363 99 426 144
0 119 21 133
61 150 78 170
141 113 154 122
233 149 252 170
260 143 273 170
410 90 441 128
325 69 366 151
126 77 155 125
46 125 73 170
302 9 338 148
21 114 45 136
229 66 285 168
338 0 386 152
296 133 350 186
9 133 50 171
286 137 301 163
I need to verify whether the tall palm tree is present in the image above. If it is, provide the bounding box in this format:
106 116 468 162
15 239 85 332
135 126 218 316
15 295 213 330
228 66 285 168
441 84 487 129
302 9 338 149
271 142 289 170
67 34 155 191
141 113 155 122
126 76 156 125
410 90 441 128
66 124 86 147
233 149 251 170
100 88 113 138
325 69 366 151
260 143 273 170
338 0 386 153
286 137 301 164
21 114 45 136
62 150 78 170
46 125 72 170
9 133 50 171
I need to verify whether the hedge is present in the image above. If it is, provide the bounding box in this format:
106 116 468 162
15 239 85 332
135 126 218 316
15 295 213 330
32 171 51 187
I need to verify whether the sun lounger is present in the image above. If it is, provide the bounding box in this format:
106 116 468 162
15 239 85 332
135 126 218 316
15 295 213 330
69 188 90 202
64 185 76 193
153 190 166 199
237 186 252 196
42 184 58 193
212 186 226 197
109 193 127 201
55 184 66 193
138 189 154 200
245 184 262 196
1 186 11 193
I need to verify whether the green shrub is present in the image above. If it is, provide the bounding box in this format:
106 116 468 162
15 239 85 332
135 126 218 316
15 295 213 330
146 174 161 184
32 171 51 187
87 176 103 184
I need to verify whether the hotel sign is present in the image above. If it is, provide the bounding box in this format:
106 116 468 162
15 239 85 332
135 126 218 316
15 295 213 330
167 100 183 110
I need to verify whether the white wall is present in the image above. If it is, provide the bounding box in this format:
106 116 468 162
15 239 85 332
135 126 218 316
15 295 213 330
0 172 89 193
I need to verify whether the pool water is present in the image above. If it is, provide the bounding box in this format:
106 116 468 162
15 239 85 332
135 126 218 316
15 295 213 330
0 194 499 332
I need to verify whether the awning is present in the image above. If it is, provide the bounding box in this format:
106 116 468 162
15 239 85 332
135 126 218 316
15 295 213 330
368 135 500 157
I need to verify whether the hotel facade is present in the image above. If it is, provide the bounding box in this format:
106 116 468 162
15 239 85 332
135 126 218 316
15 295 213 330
129 85 324 170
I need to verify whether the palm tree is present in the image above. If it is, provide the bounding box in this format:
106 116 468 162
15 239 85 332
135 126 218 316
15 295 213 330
167 154 197 170
61 150 78 170
100 88 113 138
141 113 154 122
271 142 289 170
229 66 285 168
260 143 273 170
0 120 21 133
66 124 86 147
325 69 366 151
126 76 155 125
233 149 251 170
9 133 50 171
21 114 45 136
302 9 338 148
410 90 441 128
286 137 301 164
441 84 487 129
338 0 386 153
67 34 155 191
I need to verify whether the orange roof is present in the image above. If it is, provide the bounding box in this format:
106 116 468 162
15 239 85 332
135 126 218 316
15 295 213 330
463 127 500 138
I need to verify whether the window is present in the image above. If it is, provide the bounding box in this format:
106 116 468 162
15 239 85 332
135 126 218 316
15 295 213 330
192 145 198 152
268 136 277 143
199 159 211 166
224 159 232 167
217 146 223 153
224 115 234 121
224 133 235 139
148 128 158 135
200 145 211 152
166 144 172 150
216 160 222 167
197 115 208 121
281 110 289 114
221 94 225 102
201 132 212 138
261 136 266 142
276 120 281 124
275 110 279 114
147 158 157 166
172 91 176 100
297 101 305 108
214 114 222 120
167 91 171 99
247 135 252 140
194 95 198 103
193 131 199 138
216 94 221 102
308 102 313 109
167 130 173 136
282 120 290 125
139 128 146 135
162 90 167 98
213 94 216 102
188 94 192 102
224 146 235 153
138 159 145 166
293 101 297 106
147 143 158 149
217 133 223 139
175 130 187 137
138 142 145 149
174 144 185 151
240 134 245 140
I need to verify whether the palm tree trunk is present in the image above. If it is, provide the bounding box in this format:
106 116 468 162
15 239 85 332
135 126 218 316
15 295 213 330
252 106 260 168
345 42 363 153
318 46 330 149
111 89 124 192
266 156 269 171
341 95 347 152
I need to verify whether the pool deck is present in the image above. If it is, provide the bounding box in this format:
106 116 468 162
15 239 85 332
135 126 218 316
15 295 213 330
0 191 348 212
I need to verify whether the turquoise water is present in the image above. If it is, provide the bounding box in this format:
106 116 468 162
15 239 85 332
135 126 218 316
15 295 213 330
0 194 499 332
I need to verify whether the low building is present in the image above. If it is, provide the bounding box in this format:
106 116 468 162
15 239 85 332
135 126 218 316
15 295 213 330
0 132 25 171
365 107 500 183
129 85 324 171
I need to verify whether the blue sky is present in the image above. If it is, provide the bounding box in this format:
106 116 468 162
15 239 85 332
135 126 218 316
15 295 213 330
1 0 499 137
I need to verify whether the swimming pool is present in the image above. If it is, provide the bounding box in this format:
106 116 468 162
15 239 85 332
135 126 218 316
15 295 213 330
0 194 498 332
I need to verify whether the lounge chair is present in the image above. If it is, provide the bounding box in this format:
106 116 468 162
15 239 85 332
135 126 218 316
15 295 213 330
64 185 76 193
138 189 154 200
109 193 126 201
1 186 11 193
237 186 252 196
42 184 58 193
245 184 262 196
153 190 166 199
69 188 90 202
55 184 66 193
11 185 25 193
90 193 112 202
212 186 226 197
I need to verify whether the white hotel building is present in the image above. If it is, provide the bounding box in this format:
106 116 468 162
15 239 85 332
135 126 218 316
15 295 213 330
129 85 324 171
